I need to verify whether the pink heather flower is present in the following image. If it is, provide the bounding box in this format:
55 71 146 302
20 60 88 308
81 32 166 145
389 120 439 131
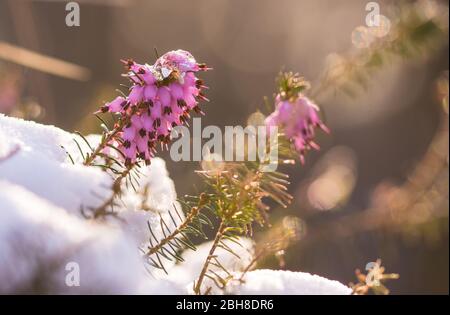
128 85 144 105
98 50 210 166
98 96 127 113
265 94 329 164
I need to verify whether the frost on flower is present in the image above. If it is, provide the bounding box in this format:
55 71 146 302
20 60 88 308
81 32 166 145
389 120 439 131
265 72 330 164
97 49 210 166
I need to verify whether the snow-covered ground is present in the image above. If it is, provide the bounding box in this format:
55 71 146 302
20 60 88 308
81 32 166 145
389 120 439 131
0 114 351 295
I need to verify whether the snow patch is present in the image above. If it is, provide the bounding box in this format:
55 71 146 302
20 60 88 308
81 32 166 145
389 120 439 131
228 269 352 295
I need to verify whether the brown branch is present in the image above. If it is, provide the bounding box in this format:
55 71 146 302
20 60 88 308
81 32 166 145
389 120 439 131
146 198 206 256
193 220 227 295
89 165 134 219
0 41 91 82
83 124 124 166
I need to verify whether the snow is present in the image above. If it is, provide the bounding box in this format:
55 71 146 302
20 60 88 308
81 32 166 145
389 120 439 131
168 238 255 292
0 115 112 214
227 269 352 295
119 157 182 247
0 114 351 295
0 180 180 294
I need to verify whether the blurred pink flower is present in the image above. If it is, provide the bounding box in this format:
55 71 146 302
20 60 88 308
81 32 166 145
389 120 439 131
266 94 329 164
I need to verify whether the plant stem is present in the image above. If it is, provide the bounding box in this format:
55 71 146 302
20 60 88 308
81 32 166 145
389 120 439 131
193 220 226 295
83 126 123 166
91 165 133 219
83 111 134 166
147 204 202 256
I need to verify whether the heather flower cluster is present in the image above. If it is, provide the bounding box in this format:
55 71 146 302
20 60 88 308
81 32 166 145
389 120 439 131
98 50 210 166
265 73 329 164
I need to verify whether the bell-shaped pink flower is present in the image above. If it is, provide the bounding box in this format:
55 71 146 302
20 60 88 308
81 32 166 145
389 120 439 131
265 94 329 164
129 85 144 105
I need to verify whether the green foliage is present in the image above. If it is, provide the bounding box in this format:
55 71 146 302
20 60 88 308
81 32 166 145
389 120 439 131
199 163 292 231
277 72 310 102
190 138 295 294
144 194 213 273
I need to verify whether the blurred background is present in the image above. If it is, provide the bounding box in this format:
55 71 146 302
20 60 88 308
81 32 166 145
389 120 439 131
0 0 448 294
